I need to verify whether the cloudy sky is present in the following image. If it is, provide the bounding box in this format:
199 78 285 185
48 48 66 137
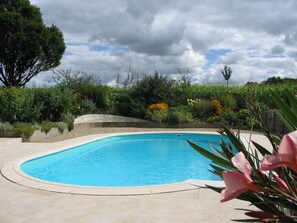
30 0 297 86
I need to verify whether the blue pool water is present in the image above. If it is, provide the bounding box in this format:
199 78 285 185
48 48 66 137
21 133 226 187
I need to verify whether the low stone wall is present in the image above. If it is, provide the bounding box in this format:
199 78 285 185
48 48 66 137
26 128 69 142
74 121 219 129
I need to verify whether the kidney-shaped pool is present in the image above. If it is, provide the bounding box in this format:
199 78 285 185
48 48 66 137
20 133 227 187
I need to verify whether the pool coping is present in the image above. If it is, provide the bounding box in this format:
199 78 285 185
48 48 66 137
1 131 266 196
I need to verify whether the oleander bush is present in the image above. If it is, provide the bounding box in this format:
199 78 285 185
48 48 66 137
187 89 297 222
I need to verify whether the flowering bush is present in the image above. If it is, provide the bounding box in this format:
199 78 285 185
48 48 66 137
188 89 297 222
146 103 169 112
145 103 169 123
187 98 213 120
211 99 223 116
187 98 201 106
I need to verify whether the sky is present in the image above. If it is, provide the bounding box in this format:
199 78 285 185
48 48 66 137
29 0 297 86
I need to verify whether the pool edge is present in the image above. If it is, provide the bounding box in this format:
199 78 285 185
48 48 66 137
2 131 241 195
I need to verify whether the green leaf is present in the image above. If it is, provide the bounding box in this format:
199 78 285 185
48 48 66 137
274 110 295 132
232 219 261 222
209 144 228 160
220 140 236 160
286 88 297 112
210 164 225 177
223 127 246 152
252 140 271 156
206 185 224 192
187 140 234 169
270 90 297 129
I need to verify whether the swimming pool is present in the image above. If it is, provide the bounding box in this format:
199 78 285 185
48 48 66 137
20 133 226 187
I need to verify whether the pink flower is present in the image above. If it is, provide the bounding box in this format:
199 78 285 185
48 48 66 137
220 171 260 202
232 152 252 181
261 131 297 173
273 176 289 190
221 152 260 202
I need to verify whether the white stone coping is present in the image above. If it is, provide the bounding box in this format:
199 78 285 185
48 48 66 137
74 114 149 124
1 131 270 196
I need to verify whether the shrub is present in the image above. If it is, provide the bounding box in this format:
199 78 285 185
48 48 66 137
13 123 36 139
0 122 13 136
104 90 118 114
220 109 238 126
53 69 100 91
61 112 75 131
113 94 132 116
54 122 68 133
79 85 114 111
216 94 237 110
145 103 169 123
171 85 194 106
145 110 168 123
187 89 297 222
33 87 79 121
80 98 98 114
129 98 147 118
167 107 193 124
41 120 71 134
41 121 55 133
0 87 39 123
188 99 212 119
210 99 223 116
146 103 169 112
131 71 175 105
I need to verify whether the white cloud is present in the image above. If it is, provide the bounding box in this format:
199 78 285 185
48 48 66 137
28 0 297 86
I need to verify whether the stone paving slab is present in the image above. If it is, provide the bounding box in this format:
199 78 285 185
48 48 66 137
0 130 264 222
0 138 22 147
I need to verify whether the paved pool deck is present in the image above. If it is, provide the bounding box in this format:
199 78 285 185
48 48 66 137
0 131 268 222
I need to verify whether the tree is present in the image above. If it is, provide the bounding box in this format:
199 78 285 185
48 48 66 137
132 71 175 105
0 0 66 87
52 69 100 91
123 63 135 89
221 65 232 87
177 67 191 87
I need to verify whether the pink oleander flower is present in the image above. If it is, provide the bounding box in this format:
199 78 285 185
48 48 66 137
221 171 260 202
273 175 289 190
221 152 260 202
261 131 297 173
231 152 252 181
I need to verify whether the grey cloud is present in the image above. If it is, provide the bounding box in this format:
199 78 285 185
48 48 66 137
289 51 297 58
218 52 244 65
284 31 297 46
28 0 297 86
271 45 285 54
